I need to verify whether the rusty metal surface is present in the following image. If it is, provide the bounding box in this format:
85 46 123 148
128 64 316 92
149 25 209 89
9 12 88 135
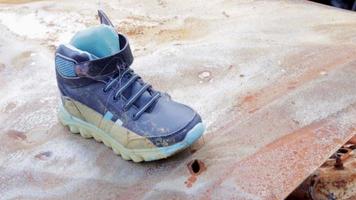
311 144 356 200
288 141 356 200
1 0 356 199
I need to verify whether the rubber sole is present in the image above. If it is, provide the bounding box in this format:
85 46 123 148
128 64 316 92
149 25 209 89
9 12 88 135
58 104 204 162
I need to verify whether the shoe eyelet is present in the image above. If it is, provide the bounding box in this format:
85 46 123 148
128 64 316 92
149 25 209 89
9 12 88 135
102 88 108 93
113 96 118 102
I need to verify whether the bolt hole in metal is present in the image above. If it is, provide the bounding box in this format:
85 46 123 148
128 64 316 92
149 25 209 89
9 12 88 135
187 159 206 176
345 144 356 150
330 148 350 159
337 148 349 154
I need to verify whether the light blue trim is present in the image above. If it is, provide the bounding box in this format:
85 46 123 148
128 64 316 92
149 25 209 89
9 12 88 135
70 24 120 58
103 111 113 121
58 104 205 162
157 123 205 158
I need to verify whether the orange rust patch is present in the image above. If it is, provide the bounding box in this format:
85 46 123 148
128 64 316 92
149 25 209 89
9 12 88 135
204 106 356 199
352 162 356 168
118 16 208 46
287 81 298 90
348 135 356 144
242 95 256 104
185 176 197 188
230 46 356 125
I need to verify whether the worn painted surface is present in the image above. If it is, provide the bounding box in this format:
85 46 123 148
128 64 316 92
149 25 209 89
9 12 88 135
0 0 356 199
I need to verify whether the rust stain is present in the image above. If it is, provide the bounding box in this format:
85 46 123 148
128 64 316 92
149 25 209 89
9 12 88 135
118 16 208 46
7 130 27 141
240 94 260 113
242 94 256 104
287 81 298 90
35 151 52 160
348 135 356 144
332 179 347 189
185 176 197 188
185 159 207 188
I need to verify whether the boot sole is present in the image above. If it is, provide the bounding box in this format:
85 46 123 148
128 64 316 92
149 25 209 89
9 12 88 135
58 104 204 162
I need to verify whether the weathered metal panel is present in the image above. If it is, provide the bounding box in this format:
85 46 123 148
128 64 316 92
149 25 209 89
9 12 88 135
0 0 356 199
288 142 356 200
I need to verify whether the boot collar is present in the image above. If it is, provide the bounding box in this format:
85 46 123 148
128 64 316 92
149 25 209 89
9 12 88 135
75 33 133 79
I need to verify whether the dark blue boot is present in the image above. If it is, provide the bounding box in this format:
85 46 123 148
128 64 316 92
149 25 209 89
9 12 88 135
55 10 204 162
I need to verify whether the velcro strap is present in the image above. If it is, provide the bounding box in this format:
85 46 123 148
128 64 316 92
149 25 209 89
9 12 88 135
75 33 133 77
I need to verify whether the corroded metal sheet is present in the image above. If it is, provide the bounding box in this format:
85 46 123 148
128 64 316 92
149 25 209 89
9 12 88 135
0 0 356 199
288 142 356 200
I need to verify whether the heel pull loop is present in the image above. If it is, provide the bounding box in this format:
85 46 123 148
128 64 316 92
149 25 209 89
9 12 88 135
98 10 114 27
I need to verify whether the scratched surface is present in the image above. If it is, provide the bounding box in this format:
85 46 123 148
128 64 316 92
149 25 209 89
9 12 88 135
0 0 356 199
